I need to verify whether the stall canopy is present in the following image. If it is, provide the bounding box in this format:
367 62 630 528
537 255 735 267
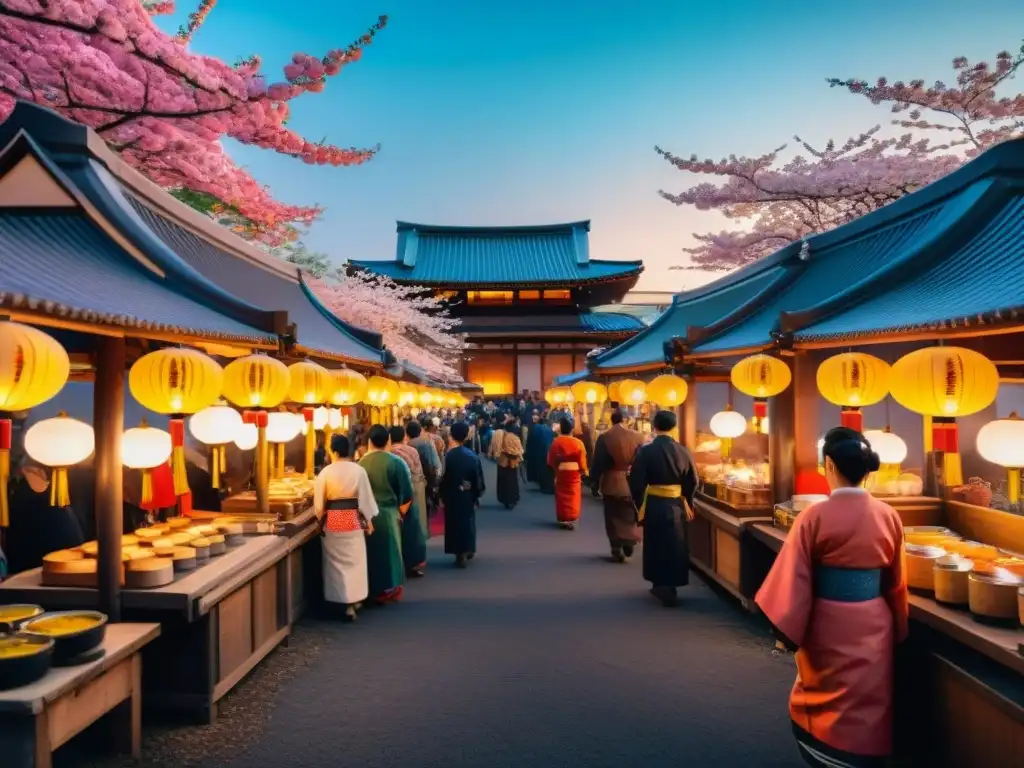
0 101 386 367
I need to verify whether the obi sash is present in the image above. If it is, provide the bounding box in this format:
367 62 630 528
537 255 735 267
557 462 580 472
637 484 682 523
322 497 362 535
814 566 882 602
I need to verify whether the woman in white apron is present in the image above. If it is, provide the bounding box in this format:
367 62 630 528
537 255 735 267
314 434 379 621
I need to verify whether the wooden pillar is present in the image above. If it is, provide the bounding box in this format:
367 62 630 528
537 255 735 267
678 377 697 449
770 350 818 504
93 336 125 621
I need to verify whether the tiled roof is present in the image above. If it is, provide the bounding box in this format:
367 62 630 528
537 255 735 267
796 192 1024 341
553 369 591 386
127 197 383 365
0 212 275 344
349 221 642 286
456 311 642 335
580 312 646 333
594 265 782 371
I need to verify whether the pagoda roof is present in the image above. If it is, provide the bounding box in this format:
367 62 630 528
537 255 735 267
349 220 643 288
0 101 386 367
456 311 644 336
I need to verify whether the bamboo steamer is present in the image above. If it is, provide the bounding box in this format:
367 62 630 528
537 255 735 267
195 524 219 537
207 534 227 556
933 556 974 606
190 538 211 560
168 532 194 546
169 546 198 571
41 552 127 588
134 527 164 543
124 556 174 589
968 572 1023 622
906 544 947 591
147 537 175 550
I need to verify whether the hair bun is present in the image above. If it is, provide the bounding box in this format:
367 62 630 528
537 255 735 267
867 451 881 473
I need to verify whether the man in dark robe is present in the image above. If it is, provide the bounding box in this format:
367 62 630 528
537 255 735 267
628 409 699 607
441 421 484 568
590 409 644 562
526 416 555 493
524 412 541 483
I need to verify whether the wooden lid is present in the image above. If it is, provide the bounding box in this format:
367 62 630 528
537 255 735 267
149 538 175 549
206 534 225 544
124 548 156 561
134 527 164 540
190 537 211 548
169 532 194 546
152 546 176 558
44 549 84 563
171 546 197 560
126 556 173 572
196 525 219 536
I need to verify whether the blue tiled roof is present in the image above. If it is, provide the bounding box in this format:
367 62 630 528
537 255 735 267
553 369 591 386
594 265 782 370
349 221 642 286
127 198 383 365
796 192 1024 341
579 312 646 333
0 212 275 344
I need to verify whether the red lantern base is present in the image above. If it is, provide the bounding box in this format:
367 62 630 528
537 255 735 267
753 399 768 420
840 408 863 432
932 419 959 453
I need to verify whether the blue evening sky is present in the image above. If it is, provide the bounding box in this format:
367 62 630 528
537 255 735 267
157 0 1024 291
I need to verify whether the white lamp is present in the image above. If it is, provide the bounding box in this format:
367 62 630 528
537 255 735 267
234 423 258 451
24 413 95 507
122 421 173 505
976 413 1024 507
710 408 747 460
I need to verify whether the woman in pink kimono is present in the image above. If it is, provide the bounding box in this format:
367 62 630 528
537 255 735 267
756 427 908 768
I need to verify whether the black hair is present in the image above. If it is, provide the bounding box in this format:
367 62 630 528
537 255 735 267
652 409 677 432
610 409 624 425
368 424 390 449
558 417 573 435
388 425 406 446
329 433 350 458
450 421 470 443
406 420 422 439
822 426 881 486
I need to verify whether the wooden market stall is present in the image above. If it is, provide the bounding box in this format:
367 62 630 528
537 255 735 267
0 101 393 724
590 136 1024 764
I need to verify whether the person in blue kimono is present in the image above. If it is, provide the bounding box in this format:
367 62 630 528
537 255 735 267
441 421 485 568
527 416 556 494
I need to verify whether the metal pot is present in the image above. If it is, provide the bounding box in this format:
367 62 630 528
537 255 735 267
20 610 108 660
0 604 44 634
0 634 54 690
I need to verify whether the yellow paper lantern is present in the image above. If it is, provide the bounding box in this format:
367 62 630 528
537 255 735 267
571 381 608 405
189 403 243 489
646 374 688 407
890 346 999 488
287 360 331 405
329 368 368 406
618 379 647 407
817 352 890 431
397 382 417 407
24 413 94 507
418 386 434 407
367 376 399 407
0 322 71 526
222 354 290 409
608 381 622 403
731 354 791 426
122 420 172 505
545 386 573 405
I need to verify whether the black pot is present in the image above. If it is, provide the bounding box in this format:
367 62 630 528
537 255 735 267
0 635 54 690
0 604 44 634
21 611 108 661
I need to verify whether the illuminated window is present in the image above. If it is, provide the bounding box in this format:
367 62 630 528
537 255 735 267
467 291 513 305
466 355 514 395
518 290 540 301
543 289 572 303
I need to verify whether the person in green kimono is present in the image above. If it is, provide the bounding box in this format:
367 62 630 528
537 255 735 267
358 425 414 604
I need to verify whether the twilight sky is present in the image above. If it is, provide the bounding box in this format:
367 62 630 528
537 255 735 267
157 0 1024 292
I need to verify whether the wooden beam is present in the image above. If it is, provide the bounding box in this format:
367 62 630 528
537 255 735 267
679 377 698 450
93 336 125 621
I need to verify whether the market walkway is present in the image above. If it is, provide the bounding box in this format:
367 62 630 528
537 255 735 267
73 461 801 768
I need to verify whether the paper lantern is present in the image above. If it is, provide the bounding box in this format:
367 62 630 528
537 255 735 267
0 322 70 526
327 408 343 429
817 352 890 431
863 429 908 466
24 413 94 507
222 354 290 409
329 368 368 406
418 387 435 407
287 360 330 405
122 421 172 505
571 381 607 405
977 413 1024 504
731 354 791 424
129 348 223 415
710 409 747 439
646 374 688 407
618 380 647 407
608 381 622 403
545 386 572 406
889 346 998 487
367 376 399 407
189 403 243 489
266 411 303 478
234 423 258 451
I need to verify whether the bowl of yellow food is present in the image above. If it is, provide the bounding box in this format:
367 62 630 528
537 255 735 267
0 604 44 632
0 634 54 690
21 611 108 660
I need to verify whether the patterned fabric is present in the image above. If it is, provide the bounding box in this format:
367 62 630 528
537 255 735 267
391 443 425 481
325 507 362 533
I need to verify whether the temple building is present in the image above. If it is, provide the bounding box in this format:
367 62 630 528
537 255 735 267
349 221 645 395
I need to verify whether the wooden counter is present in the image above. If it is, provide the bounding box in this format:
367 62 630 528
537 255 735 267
690 493 771 608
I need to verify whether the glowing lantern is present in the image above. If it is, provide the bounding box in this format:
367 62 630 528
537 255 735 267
397 383 417 407
234 423 258 451
122 420 173 505
646 374 688 407
863 429 908 466
731 354 791 429
976 413 1024 506
129 347 223 498
418 387 435 407
312 406 330 431
327 408 343 429
608 381 622 403
889 346 998 487
545 386 573 406
571 381 608 405
618 380 647 407
366 376 398 407
709 407 747 458
329 368 368 406
817 352 890 432
0 322 70 526
266 410 303 478
287 360 330 479
222 354 289 410
24 413 94 507
189 402 243 489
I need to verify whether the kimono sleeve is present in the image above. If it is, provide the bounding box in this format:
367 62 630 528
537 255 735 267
357 467 379 521
884 516 910 643
754 511 816 648
627 446 648 508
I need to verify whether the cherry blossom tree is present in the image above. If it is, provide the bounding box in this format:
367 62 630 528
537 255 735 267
661 42 1024 272
0 0 387 246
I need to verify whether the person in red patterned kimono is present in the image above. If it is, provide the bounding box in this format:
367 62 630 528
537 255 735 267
546 418 588 530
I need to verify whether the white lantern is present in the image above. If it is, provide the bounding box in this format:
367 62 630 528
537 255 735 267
189 403 243 447
234 423 258 451
709 410 747 439
976 415 1024 468
122 424 172 469
863 429 908 465
24 414 95 507
266 411 303 444
313 406 329 431
327 408 342 429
